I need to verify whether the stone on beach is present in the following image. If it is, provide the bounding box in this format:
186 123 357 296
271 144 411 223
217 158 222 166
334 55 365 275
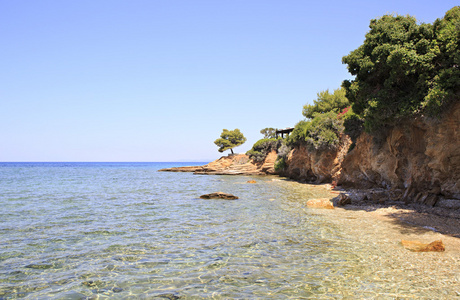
401 240 445 252
200 192 239 200
306 198 334 209
337 193 352 206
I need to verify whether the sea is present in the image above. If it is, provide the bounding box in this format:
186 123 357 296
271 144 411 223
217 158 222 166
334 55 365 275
1 162 459 299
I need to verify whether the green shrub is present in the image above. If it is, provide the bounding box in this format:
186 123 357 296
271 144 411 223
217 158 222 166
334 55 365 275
246 138 282 162
305 111 344 151
341 107 364 142
274 157 286 172
303 87 349 119
286 121 311 147
286 112 345 151
277 143 291 159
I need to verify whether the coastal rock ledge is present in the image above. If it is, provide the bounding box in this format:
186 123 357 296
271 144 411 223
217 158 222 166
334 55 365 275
158 152 277 176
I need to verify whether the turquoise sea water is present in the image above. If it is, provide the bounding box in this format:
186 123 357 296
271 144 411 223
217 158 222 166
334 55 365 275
1 163 459 299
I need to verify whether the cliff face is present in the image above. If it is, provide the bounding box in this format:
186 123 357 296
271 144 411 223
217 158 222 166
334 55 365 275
339 101 460 204
281 100 460 206
281 135 351 183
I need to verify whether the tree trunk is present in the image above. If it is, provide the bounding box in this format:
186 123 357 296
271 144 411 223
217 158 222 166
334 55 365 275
230 148 234 154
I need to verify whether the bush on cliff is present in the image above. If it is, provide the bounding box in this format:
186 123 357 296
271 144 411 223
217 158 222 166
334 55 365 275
302 87 350 119
305 111 345 151
286 120 310 147
246 138 282 162
342 6 460 132
340 106 364 142
274 157 287 172
286 112 344 151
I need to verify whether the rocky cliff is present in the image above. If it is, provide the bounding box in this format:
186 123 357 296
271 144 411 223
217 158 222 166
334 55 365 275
339 101 460 207
281 100 460 207
280 135 351 183
161 101 459 208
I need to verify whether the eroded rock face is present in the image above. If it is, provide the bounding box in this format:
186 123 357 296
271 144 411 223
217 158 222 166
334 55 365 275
281 135 352 183
339 101 460 204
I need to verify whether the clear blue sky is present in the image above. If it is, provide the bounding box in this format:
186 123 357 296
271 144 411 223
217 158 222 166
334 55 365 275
1 1 457 162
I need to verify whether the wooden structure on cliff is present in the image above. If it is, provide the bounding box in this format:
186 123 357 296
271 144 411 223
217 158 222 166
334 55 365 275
276 127 294 138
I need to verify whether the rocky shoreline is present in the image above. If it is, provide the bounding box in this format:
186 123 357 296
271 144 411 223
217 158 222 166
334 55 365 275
160 158 460 242
159 152 277 176
329 187 460 238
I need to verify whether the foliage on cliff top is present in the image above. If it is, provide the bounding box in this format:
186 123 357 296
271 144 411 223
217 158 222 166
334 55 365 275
214 129 246 154
286 111 344 151
246 138 282 162
303 88 350 119
342 6 460 132
260 127 277 139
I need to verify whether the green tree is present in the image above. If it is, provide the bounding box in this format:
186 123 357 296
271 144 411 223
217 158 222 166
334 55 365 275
302 87 349 119
214 129 247 154
260 127 277 139
423 6 460 114
342 7 460 132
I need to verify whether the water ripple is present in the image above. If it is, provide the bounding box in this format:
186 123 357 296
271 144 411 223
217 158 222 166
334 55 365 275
1 163 459 299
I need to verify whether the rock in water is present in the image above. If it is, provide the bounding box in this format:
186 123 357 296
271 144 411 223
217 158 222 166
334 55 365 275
306 198 334 209
200 192 239 200
401 240 445 252
247 180 257 184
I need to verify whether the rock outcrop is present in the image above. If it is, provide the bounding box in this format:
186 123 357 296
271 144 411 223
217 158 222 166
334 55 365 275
159 151 278 176
339 101 460 205
160 100 460 209
280 135 352 183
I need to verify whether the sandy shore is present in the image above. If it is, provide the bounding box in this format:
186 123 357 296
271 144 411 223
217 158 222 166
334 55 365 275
322 186 460 254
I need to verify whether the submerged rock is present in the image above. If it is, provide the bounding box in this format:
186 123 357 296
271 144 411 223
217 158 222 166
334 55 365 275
200 192 239 200
247 180 257 184
401 240 445 252
306 198 334 209
156 293 181 299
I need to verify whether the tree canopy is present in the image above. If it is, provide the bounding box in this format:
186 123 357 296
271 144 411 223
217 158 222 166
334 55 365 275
214 129 247 154
342 6 460 132
260 127 277 139
302 87 349 119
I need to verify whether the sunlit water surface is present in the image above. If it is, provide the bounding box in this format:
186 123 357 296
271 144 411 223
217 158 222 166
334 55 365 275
1 162 459 299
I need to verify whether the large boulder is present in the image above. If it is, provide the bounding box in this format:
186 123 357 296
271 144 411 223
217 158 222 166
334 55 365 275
306 198 334 209
401 240 445 252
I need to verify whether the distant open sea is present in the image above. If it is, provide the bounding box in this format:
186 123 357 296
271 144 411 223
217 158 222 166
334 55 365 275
1 162 459 299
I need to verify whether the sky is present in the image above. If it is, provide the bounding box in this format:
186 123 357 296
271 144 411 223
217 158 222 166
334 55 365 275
1 0 458 162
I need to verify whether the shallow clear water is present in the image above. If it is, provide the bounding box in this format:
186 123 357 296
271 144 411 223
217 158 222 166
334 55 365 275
1 163 459 299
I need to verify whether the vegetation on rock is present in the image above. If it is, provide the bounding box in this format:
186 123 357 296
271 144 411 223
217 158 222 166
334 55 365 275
287 93 347 151
342 6 460 132
302 88 349 119
246 138 282 162
214 129 247 154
